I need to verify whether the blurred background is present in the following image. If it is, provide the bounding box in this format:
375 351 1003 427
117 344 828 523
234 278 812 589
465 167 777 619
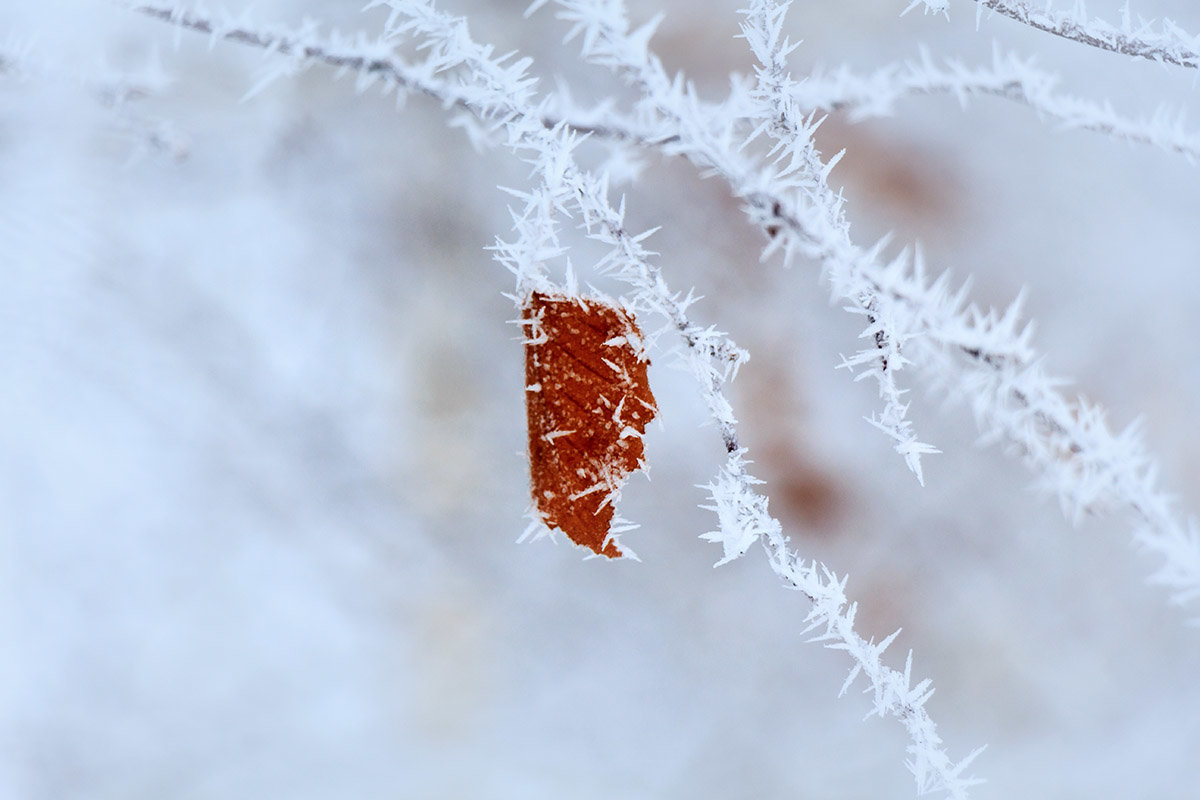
3 1 1200 797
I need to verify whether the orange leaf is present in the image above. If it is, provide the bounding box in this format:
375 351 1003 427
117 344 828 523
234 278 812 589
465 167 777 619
523 291 657 558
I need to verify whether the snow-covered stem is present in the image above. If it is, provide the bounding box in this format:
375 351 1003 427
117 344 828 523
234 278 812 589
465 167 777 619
127 2 485 104
354 26 980 789
797 46 1200 163
775 22 1200 606
125 2 745 458
921 337 1200 607
704 453 985 798
127 1 676 150
127 2 1200 166
907 0 1200 69
549 0 1200 611
555 0 940 483
544 0 981 794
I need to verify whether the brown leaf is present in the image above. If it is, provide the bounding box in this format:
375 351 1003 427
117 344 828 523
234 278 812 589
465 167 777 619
523 291 657 558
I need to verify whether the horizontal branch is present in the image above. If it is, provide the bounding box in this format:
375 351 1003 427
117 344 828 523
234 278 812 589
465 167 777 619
907 0 1200 69
796 47 1200 162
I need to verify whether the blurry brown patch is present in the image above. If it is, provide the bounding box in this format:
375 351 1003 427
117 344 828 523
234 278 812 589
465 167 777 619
739 359 847 535
814 118 961 235
523 292 657 557
762 444 842 530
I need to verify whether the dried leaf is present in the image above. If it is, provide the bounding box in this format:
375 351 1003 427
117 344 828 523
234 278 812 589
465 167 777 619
523 291 657 557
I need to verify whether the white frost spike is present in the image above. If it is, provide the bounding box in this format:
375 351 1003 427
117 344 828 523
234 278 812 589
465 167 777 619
699 451 779 567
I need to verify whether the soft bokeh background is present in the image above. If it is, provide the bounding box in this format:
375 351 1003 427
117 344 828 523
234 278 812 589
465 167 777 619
4 1 1200 797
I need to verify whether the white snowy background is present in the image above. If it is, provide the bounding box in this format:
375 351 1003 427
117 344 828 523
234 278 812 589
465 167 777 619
3 0 1200 798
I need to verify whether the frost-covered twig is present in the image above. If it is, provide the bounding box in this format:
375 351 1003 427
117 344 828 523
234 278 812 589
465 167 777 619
358 21 980 790
126 1 666 150
540 0 982 794
797 46 1200 162
546 0 1200 614
554 0 941 483
124 1 744 462
496 135 987 796
703 453 986 798
906 0 1200 70
771 26 1200 609
920 332 1200 608
780 13 1200 609
127 2 472 101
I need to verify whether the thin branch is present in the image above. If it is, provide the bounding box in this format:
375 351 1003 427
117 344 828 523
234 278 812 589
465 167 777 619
796 46 1200 163
907 0 1200 69
554 0 941 483
549 0 980 795
546 0 1200 618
